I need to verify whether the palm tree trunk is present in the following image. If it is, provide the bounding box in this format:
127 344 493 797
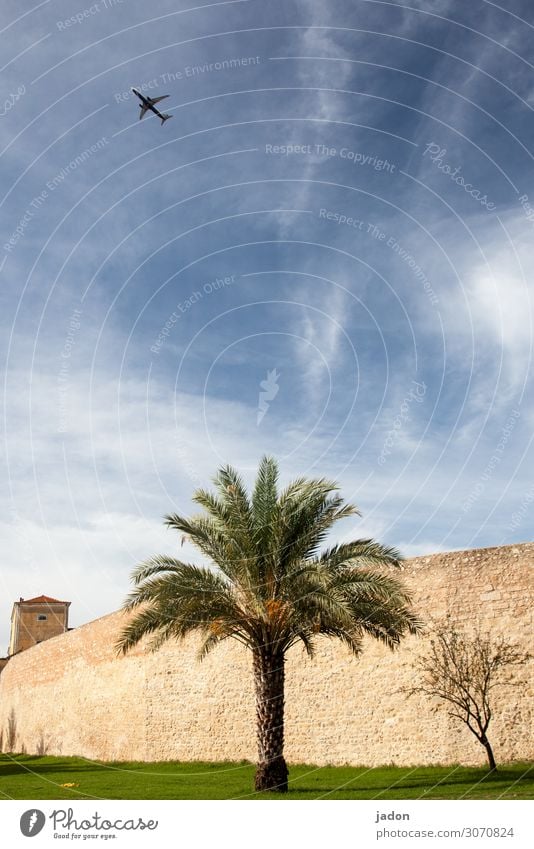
253 646 288 792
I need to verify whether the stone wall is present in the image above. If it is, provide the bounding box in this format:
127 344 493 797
0 543 532 766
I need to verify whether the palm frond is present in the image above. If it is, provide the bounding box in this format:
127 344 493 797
318 540 403 570
130 555 196 587
197 630 224 660
164 514 246 583
278 492 359 570
251 456 279 549
212 465 253 526
116 605 164 655
193 485 254 561
117 560 254 654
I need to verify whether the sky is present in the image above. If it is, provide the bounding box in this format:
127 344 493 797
1 0 533 650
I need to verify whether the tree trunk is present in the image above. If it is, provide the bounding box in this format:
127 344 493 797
481 737 497 772
253 646 288 792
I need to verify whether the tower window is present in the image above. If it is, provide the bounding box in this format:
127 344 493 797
37 614 47 621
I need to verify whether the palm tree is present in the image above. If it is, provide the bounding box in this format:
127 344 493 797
117 457 421 792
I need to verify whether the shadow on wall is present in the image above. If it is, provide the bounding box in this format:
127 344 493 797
5 708 17 752
35 729 50 757
1 710 51 757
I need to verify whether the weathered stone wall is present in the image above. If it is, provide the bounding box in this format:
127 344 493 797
0 543 532 766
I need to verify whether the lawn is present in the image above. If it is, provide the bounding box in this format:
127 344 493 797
0 756 532 800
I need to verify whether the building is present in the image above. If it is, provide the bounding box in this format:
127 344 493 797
7 595 71 657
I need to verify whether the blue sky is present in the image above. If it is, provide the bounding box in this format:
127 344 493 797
1 0 533 647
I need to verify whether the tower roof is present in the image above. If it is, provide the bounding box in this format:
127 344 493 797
18 595 70 605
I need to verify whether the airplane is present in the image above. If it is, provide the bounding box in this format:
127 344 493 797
131 88 172 125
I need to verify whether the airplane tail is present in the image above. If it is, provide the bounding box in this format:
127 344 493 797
161 114 172 124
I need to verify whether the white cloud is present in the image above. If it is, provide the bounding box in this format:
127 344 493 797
292 279 350 400
436 215 533 398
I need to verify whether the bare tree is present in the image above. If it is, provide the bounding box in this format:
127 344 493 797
408 620 530 771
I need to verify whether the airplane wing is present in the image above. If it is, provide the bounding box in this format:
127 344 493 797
149 95 169 105
138 104 149 120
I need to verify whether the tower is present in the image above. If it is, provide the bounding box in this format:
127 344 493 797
8 595 71 656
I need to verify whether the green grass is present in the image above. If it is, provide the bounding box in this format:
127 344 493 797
0 755 532 799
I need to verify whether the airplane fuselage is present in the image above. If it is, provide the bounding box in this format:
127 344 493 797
132 88 150 106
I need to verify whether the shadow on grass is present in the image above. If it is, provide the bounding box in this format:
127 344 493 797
283 768 534 796
0 757 109 777
0 755 254 778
